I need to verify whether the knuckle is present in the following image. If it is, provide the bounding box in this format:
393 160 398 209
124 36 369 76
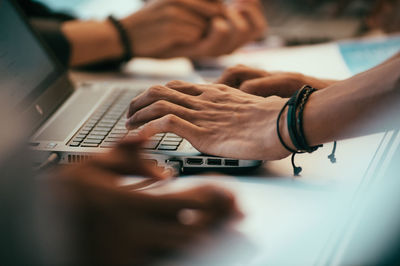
216 84 229 92
147 85 164 98
240 81 254 92
166 80 181 87
154 100 169 111
163 114 178 125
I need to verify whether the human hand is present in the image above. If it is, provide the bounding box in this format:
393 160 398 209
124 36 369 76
120 0 223 58
156 0 267 58
47 137 240 265
126 81 291 160
217 65 337 97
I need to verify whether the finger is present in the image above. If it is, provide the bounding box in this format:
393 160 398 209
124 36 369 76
138 114 204 141
159 0 223 18
127 85 197 118
216 64 269 87
222 8 251 54
165 80 204 96
198 17 231 56
235 2 267 39
183 17 232 58
126 100 198 129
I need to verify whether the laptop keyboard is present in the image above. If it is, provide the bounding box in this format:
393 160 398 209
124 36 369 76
67 89 183 150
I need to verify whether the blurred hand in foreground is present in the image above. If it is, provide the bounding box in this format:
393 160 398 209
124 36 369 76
43 137 240 265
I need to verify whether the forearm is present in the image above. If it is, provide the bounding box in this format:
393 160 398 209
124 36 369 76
303 57 400 146
61 20 124 67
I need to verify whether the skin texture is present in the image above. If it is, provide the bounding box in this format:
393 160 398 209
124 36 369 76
43 137 240 265
217 64 337 97
61 0 267 66
125 54 400 161
126 81 291 160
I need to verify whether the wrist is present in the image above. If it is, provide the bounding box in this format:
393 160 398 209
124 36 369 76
61 20 124 66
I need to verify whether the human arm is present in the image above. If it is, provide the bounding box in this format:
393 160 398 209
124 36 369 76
125 55 400 161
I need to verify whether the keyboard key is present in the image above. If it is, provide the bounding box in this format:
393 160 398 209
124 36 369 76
98 122 115 127
87 135 105 140
111 129 128 134
77 133 88 138
143 141 160 150
165 136 182 141
69 142 81 147
93 127 111 132
72 137 84 142
90 131 108 137
109 133 126 138
82 125 93 131
158 144 178 151
161 140 181 145
79 130 90 135
81 143 99 147
83 139 102 144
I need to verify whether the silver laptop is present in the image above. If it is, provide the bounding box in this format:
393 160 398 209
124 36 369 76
0 0 261 173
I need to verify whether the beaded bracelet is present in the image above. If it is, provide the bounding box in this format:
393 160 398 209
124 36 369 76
108 15 133 62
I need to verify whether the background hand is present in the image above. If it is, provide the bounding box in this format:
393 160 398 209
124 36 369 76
156 0 267 58
126 81 290 160
217 64 338 97
121 0 223 58
45 136 240 265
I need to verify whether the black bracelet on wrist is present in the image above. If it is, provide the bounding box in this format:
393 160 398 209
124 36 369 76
108 15 133 63
276 85 337 176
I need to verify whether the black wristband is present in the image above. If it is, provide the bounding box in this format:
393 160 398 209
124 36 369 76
287 89 304 151
108 15 133 62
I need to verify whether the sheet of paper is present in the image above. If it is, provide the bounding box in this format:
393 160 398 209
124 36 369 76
338 34 400 75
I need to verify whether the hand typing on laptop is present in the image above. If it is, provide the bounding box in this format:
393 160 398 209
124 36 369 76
43 136 240 264
125 53 400 162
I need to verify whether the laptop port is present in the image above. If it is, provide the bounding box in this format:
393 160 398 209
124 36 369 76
225 159 239 166
207 158 222 166
186 158 203 165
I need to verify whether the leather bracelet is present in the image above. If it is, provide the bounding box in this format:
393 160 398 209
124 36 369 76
108 15 133 62
276 85 336 176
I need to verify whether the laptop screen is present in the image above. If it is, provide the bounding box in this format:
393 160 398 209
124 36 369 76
0 0 63 110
